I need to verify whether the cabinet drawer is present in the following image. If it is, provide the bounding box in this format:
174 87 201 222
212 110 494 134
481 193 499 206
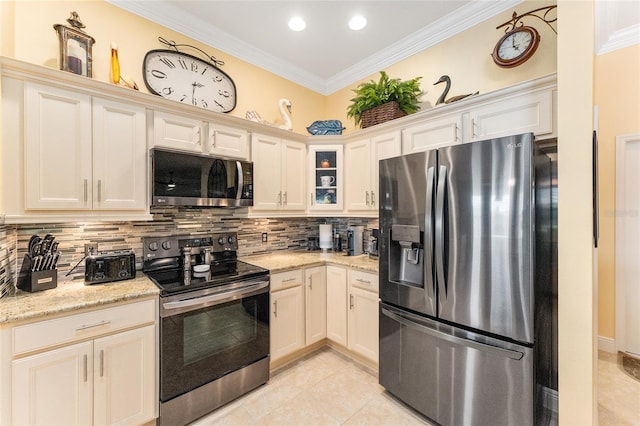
13 299 156 356
271 269 304 291
348 270 378 293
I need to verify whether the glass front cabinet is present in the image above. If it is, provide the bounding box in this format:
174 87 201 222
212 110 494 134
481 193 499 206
308 144 343 211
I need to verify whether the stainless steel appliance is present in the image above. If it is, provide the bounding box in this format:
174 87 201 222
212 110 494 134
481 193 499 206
151 148 253 207
346 225 364 256
143 233 269 426
84 250 136 284
378 133 555 425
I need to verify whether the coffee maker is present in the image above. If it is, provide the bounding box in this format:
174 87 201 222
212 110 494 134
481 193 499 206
347 225 364 256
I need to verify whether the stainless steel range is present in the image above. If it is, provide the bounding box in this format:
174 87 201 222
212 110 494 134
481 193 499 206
143 233 270 426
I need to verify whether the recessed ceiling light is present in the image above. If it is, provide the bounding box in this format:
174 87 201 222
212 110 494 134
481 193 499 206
288 16 306 31
348 15 367 31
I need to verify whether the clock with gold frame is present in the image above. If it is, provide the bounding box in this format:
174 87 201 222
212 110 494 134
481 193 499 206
53 12 95 77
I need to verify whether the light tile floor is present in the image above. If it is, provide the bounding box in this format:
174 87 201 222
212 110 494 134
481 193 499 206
191 348 639 425
598 350 640 425
191 348 432 426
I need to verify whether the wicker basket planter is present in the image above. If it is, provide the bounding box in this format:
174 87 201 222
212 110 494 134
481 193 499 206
360 101 407 128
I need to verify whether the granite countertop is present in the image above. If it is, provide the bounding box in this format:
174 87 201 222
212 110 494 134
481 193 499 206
0 251 377 326
242 251 379 274
0 275 159 325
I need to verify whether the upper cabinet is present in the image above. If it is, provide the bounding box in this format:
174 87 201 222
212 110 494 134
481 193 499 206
345 131 401 213
251 133 306 211
24 83 147 211
308 144 344 212
402 113 462 153
152 111 248 160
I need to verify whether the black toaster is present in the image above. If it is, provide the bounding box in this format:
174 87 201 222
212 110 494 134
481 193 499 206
85 251 136 285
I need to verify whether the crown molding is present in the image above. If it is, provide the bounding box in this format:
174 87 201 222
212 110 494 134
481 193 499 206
596 23 640 55
108 0 523 95
595 1 640 55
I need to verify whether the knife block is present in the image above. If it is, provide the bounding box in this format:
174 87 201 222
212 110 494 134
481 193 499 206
17 254 58 292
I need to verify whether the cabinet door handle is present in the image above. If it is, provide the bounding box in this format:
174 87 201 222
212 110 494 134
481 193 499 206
357 278 371 285
283 191 287 205
76 320 111 332
273 300 278 317
471 118 476 138
97 180 102 202
365 191 370 206
308 278 313 290
100 349 104 377
310 192 314 205
371 191 375 206
210 129 216 148
282 277 297 283
277 191 282 206
83 354 88 382
349 294 354 309
454 123 459 142
84 179 88 202
194 127 201 145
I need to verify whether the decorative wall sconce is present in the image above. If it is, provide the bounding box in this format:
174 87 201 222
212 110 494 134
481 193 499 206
53 12 95 77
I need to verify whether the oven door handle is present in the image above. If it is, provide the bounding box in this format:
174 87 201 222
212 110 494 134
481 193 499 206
162 280 269 313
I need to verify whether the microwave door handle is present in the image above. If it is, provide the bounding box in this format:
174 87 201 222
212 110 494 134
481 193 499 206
236 161 244 200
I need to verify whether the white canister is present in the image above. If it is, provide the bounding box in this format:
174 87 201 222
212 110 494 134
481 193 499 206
319 224 333 252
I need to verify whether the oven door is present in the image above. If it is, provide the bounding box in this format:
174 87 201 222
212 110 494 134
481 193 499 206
159 278 270 402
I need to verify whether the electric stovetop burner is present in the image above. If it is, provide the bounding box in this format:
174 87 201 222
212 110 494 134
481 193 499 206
142 233 268 296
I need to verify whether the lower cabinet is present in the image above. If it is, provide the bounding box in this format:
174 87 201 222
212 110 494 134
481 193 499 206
9 300 157 426
305 266 327 345
270 269 306 362
326 265 348 346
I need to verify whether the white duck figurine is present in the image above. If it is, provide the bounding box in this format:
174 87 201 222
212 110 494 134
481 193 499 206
245 98 293 131
278 98 293 131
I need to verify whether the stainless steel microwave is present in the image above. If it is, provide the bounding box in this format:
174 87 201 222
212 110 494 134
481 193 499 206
151 148 253 207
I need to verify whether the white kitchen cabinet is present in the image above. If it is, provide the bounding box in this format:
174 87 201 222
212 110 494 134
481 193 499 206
207 123 249 159
347 270 379 364
23 82 147 212
402 113 462 154
345 131 401 212
468 90 554 141
152 110 203 153
305 266 327 345
308 144 344 211
326 265 348 346
270 271 305 362
10 300 157 426
252 133 306 211
152 111 249 160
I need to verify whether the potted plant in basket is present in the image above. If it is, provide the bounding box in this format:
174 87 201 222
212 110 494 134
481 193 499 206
346 71 422 128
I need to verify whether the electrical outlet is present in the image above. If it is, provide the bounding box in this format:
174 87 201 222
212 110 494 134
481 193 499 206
262 233 268 243
84 243 98 256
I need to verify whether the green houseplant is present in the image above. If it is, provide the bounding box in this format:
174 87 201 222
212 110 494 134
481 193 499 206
346 71 422 128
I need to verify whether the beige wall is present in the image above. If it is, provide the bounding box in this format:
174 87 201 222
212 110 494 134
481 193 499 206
328 0 558 133
2 0 326 134
595 44 640 339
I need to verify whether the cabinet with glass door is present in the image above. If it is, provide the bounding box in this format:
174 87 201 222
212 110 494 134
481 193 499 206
308 144 343 211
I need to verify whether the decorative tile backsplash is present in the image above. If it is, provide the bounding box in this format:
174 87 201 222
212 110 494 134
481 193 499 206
0 209 378 295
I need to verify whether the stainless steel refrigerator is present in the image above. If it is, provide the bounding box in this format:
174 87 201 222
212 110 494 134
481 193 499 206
378 133 554 426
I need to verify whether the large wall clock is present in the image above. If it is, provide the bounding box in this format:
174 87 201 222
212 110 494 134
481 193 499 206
143 49 237 113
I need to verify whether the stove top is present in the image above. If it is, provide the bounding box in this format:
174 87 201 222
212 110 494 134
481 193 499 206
145 259 269 296
142 233 269 296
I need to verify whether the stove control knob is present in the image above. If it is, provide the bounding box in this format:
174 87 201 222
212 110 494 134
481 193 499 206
218 237 225 245
162 241 171 250
148 242 159 251
227 236 236 245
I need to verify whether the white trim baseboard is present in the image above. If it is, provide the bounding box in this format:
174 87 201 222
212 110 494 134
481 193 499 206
599 335 616 354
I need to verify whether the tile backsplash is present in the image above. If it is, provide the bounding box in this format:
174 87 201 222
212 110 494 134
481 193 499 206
0 209 378 295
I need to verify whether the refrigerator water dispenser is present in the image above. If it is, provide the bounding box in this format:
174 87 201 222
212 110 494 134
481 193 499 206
389 225 423 287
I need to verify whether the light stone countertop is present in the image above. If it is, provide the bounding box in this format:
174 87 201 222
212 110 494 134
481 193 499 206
241 251 379 274
0 275 159 325
0 251 378 325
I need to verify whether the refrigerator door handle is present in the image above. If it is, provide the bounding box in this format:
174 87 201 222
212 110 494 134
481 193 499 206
381 306 524 360
425 166 435 299
435 165 447 298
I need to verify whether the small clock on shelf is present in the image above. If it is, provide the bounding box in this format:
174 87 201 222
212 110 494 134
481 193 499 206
143 38 237 113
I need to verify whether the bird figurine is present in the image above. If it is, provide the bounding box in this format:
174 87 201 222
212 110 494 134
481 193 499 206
434 75 478 105
245 98 293 131
277 98 293 131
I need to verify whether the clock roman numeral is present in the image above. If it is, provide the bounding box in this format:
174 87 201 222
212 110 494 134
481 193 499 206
201 67 208 75
159 57 176 68
151 70 167 79
191 62 198 72
178 58 188 69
